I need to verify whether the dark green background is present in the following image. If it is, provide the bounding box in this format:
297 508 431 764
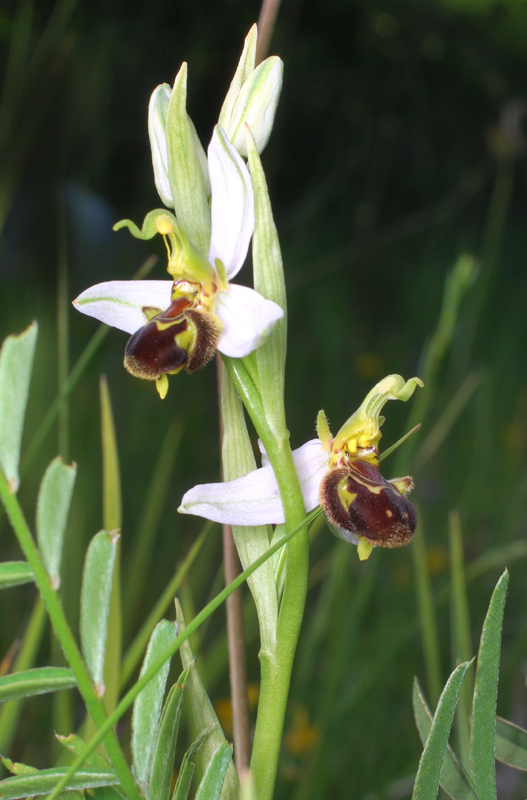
1 0 527 797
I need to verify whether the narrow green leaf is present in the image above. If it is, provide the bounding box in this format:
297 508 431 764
120 523 210 690
100 375 121 531
175 601 239 800
1 757 37 775
0 599 46 754
100 374 122 716
470 569 509 800
221 366 277 649
124 417 183 624
0 322 38 492
195 741 233 800
171 726 217 800
90 789 127 800
495 716 527 770
0 767 119 799
0 561 33 589
36 456 76 585
413 660 472 800
167 63 210 253
131 620 177 789
412 677 478 800
0 667 76 704
449 510 473 769
413 520 442 707
80 530 119 691
246 131 287 440
149 668 189 800
55 733 112 770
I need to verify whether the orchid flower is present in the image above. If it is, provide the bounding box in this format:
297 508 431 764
179 375 424 560
73 126 283 398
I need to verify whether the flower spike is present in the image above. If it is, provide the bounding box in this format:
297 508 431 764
74 33 285 397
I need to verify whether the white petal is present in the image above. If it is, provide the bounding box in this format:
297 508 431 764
295 439 331 513
179 439 328 526
208 125 254 280
73 280 172 334
215 283 283 358
148 85 174 208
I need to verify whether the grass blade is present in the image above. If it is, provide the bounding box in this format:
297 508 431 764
0 322 37 492
413 660 472 800
0 561 33 589
195 741 233 800
495 716 527 770
412 677 478 800
149 667 189 800
131 620 177 790
412 520 442 707
470 570 509 800
171 726 217 800
36 456 76 587
0 767 118 799
0 667 76 703
123 417 182 625
175 600 240 799
80 530 119 692
0 600 46 754
120 524 210 689
449 510 473 769
55 732 112 770
100 375 122 714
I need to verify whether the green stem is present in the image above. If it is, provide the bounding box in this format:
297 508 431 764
0 471 140 800
223 357 309 800
44 508 320 800
119 523 211 688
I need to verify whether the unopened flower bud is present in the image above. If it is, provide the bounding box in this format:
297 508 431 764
220 56 283 156
149 84 173 207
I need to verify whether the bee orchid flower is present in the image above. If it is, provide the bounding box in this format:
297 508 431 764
73 126 283 398
179 375 424 560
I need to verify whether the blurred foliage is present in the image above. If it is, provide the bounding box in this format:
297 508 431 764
1 0 527 798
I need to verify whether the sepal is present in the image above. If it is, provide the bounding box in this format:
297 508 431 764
166 62 211 253
148 84 174 207
218 25 257 129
